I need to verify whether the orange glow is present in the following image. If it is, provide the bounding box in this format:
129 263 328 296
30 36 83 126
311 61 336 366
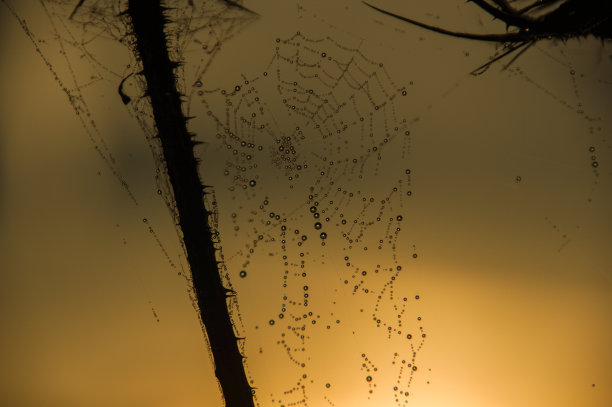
1 1 611 407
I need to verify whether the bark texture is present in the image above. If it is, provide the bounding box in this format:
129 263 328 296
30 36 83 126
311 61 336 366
126 1 255 406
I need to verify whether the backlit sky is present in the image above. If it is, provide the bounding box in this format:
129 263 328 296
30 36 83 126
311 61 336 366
1 1 611 407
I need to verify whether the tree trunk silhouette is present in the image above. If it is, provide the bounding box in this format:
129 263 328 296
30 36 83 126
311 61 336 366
126 1 255 406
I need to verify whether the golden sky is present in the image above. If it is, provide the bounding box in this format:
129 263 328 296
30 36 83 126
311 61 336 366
1 1 611 406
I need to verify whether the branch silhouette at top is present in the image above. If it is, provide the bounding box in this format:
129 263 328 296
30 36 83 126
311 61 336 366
364 0 612 74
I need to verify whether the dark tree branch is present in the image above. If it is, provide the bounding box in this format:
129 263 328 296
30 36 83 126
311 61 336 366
126 1 255 406
363 2 530 42
468 0 533 27
364 1 611 74
364 1 612 41
490 0 515 14
517 0 562 16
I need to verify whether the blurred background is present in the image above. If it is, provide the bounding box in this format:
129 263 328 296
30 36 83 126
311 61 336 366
1 1 611 406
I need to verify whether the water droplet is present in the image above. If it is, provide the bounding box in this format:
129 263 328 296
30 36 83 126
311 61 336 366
240 270 247 278
366 375 372 382
249 179 257 186
314 222 322 230
320 232 327 239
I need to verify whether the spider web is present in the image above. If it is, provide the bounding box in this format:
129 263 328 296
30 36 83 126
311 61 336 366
5 0 611 406
4 1 425 405
195 31 425 407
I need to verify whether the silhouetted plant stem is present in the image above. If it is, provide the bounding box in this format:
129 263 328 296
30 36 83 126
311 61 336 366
364 0 611 74
126 1 255 406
